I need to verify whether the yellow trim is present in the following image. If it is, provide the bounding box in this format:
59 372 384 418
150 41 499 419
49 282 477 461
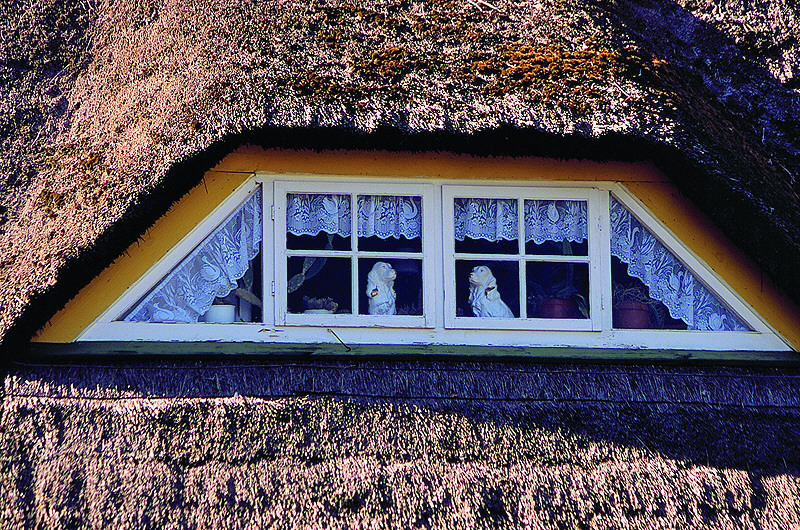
34 170 250 342
33 147 800 349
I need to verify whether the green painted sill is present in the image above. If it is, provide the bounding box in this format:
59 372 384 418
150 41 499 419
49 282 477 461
23 342 800 366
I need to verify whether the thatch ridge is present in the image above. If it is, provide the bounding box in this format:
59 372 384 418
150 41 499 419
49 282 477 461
1 0 799 346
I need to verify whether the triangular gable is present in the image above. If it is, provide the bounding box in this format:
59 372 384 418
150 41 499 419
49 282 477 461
122 189 262 323
610 195 749 332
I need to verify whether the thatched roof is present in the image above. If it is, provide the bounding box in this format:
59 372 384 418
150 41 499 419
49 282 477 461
0 0 799 346
3 359 800 527
3 3 800 522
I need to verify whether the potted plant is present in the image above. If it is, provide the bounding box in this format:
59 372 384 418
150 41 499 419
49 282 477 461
302 296 339 313
612 281 655 328
528 279 589 319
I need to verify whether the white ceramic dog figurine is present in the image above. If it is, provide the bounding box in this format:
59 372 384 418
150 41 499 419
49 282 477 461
469 265 514 318
367 262 397 315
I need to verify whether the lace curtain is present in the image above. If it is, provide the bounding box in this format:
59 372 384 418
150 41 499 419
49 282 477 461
124 189 263 323
287 194 422 239
453 198 588 243
610 197 749 331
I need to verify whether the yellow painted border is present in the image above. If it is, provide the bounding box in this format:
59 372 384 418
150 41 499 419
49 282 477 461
34 147 800 349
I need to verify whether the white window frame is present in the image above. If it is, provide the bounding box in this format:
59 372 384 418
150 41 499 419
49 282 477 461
77 174 792 352
442 185 602 332
273 180 437 328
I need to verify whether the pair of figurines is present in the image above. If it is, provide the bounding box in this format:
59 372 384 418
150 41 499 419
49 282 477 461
366 262 512 318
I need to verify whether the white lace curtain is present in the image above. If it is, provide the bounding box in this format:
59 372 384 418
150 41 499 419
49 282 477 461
124 189 263 323
287 194 422 239
453 198 588 243
610 197 749 331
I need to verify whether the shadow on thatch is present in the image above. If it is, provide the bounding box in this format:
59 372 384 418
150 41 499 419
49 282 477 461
3 359 800 526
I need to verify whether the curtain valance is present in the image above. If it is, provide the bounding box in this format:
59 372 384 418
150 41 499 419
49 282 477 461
124 189 263 323
610 197 749 331
287 194 422 240
453 198 588 243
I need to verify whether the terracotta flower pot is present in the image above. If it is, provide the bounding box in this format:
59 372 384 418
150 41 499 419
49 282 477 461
614 301 650 329
540 298 577 319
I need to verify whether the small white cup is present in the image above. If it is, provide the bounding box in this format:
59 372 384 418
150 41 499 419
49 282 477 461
204 304 235 323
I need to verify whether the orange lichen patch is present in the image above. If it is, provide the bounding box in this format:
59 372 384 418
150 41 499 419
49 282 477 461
463 40 650 112
353 47 436 83
37 190 66 210
78 151 103 171
37 190 66 218
287 71 377 102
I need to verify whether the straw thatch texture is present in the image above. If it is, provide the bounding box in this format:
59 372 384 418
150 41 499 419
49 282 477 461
1 0 799 345
2 360 800 527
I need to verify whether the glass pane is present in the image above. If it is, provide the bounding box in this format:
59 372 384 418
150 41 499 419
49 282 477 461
288 232 350 251
358 259 423 315
454 198 518 255
455 260 519 318
201 251 263 323
526 261 589 319
523 200 588 256
287 256 351 314
611 256 686 329
286 193 351 250
357 195 422 252
525 239 588 256
121 189 263 323
610 197 749 331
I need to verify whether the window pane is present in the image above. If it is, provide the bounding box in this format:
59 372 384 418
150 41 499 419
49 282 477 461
611 256 686 329
287 256 351 314
610 196 749 331
201 251 263 323
122 189 263 323
286 193 351 251
526 261 589 319
525 239 588 256
523 200 588 256
454 198 518 254
357 195 422 252
287 232 350 251
455 260 519 318
358 259 423 315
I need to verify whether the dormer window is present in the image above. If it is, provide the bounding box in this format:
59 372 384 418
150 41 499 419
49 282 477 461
79 174 786 351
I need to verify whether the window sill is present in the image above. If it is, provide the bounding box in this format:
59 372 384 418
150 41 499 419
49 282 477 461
24 341 800 366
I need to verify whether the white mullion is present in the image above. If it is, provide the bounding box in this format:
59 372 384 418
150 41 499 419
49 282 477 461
596 189 613 331
261 182 273 326
274 182 288 325
443 187 457 328
429 184 442 329
351 192 359 316
518 197 527 318
285 250 353 258
517 254 590 263
355 251 425 260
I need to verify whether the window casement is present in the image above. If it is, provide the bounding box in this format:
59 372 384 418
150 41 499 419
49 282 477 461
273 180 437 329
81 174 791 352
